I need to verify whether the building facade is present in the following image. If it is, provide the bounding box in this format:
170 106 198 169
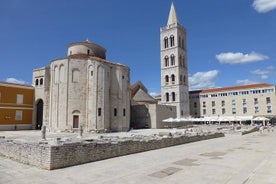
0 82 34 130
33 40 130 132
160 3 190 118
130 81 176 129
189 83 276 118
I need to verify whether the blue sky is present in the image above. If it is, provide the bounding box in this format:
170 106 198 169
1 0 276 95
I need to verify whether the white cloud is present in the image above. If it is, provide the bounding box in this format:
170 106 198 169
251 69 270 79
261 75 269 79
5 78 26 84
216 52 269 64
149 92 159 97
189 70 219 90
267 65 274 70
236 79 259 85
253 0 276 13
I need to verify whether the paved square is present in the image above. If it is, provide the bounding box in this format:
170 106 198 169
0 130 276 184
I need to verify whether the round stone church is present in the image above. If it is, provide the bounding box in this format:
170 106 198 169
33 40 130 132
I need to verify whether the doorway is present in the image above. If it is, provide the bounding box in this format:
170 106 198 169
36 99 43 130
73 115 79 128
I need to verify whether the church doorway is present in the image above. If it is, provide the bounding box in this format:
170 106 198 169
73 115 79 128
36 99 43 130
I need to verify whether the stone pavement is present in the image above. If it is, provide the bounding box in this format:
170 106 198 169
0 130 276 184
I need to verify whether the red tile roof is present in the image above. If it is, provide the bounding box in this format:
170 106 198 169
52 54 129 69
0 81 33 89
190 83 274 94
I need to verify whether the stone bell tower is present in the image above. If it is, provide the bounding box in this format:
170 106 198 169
160 3 190 117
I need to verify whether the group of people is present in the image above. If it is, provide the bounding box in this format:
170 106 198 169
258 124 274 134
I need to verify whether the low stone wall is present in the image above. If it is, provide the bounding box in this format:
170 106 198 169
241 126 259 135
0 133 224 170
0 124 32 131
0 138 51 169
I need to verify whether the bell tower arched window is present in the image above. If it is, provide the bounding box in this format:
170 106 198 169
170 55 175 66
165 75 169 85
171 74 175 84
172 92 176 101
35 79 39 86
170 35 175 47
164 37 169 48
40 78 43 85
164 56 169 67
166 93 169 102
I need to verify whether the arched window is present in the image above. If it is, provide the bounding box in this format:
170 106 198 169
164 37 169 48
54 66 59 84
164 56 169 67
114 108 117 116
178 36 181 47
59 65 65 83
171 74 175 84
166 93 169 102
35 79 39 86
170 55 175 66
179 55 182 66
172 92 176 101
123 108 126 116
170 35 175 47
165 75 169 85
183 75 186 84
72 69 80 83
40 78 43 85
180 75 182 83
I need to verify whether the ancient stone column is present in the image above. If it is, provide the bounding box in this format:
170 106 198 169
41 125 46 140
77 125 83 138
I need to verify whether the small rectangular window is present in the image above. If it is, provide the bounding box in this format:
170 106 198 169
15 110 23 120
98 108 101 116
221 100 225 107
17 94 23 104
242 99 247 106
267 106 272 113
255 106 259 114
114 108 117 116
266 97 271 104
254 98 258 105
123 108 126 116
212 101 215 107
243 107 247 114
212 109 216 115
202 101 206 108
232 108 236 115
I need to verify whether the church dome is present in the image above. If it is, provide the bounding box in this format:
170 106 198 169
67 40 106 59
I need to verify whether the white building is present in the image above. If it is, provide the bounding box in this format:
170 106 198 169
33 40 130 132
160 3 190 118
189 83 276 118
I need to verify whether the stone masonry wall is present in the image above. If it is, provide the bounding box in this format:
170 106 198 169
0 133 224 170
0 139 51 169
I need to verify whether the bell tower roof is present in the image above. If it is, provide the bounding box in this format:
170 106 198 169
167 2 179 26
